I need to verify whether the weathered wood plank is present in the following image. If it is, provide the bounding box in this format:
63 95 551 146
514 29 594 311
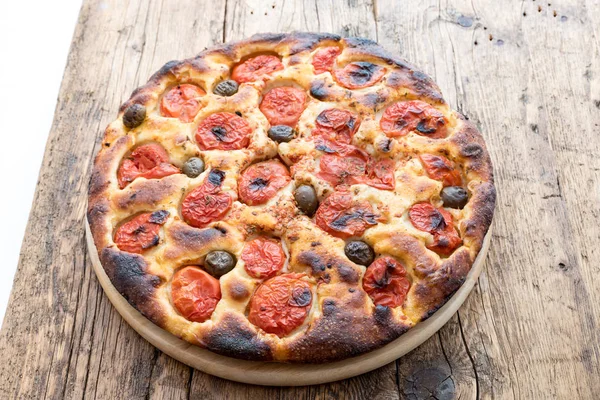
377 0 600 398
1 0 600 398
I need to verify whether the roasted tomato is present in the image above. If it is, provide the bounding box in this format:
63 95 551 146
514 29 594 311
419 154 462 187
196 112 252 150
231 55 284 83
114 210 169 253
242 237 286 279
317 150 395 191
238 160 291 206
171 266 221 323
259 87 307 127
160 84 205 122
312 108 361 144
332 62 386 89
181 170 232 228
312 47 341 74
363 256 411 308
409 202 462 256
380 100 447 138
117 144 179 189
248 273 312 337
317 153 366 187
315 189 379 239
365 157 396 190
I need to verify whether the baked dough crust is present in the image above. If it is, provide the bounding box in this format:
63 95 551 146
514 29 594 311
87 32 495 362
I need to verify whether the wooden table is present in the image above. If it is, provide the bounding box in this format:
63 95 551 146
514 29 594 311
1 0 598 398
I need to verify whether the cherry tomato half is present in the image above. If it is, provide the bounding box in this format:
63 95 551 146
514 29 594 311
242 237 286 279
117 144 179 189
363 256 411 308
231 55 284 83
317 153 366 187
332 62 386 89
196 112 252 150
248 273 312 337
312 108 361 144
181 170 232 228
317 149 395 191
160 84 205 122
419 154 462 187
259 87 307 127
114 210 169 253
238 160 291 206
409 202 462 256
171 266 221 323
312 47 341 74
380 100 447 138
365 157 396 190
315 189 379 239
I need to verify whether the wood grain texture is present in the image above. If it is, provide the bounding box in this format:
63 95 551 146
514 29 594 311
0 0 598 399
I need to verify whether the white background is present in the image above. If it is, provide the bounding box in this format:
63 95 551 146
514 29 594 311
0 1 82 326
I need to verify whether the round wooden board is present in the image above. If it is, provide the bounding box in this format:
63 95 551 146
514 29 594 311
85 217 491 386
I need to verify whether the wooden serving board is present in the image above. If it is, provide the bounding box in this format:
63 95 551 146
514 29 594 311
85 217 492 386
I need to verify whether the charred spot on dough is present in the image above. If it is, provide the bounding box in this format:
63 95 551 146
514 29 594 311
450 117 494 182
361 92 388 110
322 298 337 316
115 178 180 210
373 304 394 325
168 224 225 250
149 60 182 81
228 281 250 300
213 225 228 235
467 182 496 231
100 248 164 325
344 36 379 49
297 251 328 274
87 202 108 229
386 69 443 103
286 296 409 362
310 80 330 101
288 31 342 54
203 314 273 361
337 262 359 284
461 143 484 158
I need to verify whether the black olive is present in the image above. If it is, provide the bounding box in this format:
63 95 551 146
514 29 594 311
268 125 296 143
294 185 318 217
441 186 469 209
182 157 205 178
214 80 239 96
204 250 236 278
344 241 375 266
123 104 146 129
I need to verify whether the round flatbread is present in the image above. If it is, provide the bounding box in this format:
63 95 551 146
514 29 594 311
87 32 495 362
